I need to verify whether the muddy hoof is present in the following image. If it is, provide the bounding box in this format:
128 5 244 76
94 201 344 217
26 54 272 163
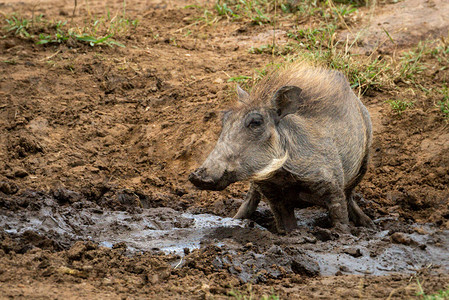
276 228 287 235
359 216 376 229
233 207 251 219
275 223 298 235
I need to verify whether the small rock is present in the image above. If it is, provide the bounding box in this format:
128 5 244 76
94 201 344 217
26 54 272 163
14 169 28 178
149 274 159 285
413 226 429 235
304 236 317 244
117 190 143 208
291 257 320 277
53 188 82 204
67 242 86 261
267 245 284 255
212 257 223 269
11 135 44 157
69 160 85 168
27 117 49 133
57 266 87 278
0 181 19 194
343 248 363 258
313 227 335 242
112 242 127 250
213 78 223 84
339 265 350 272
203 111 216 122
67 241 97 261
244 242 253 250
174 187 187 197
3 40 16 49
390 232 413 245
37 260 50 269
142 175 164 187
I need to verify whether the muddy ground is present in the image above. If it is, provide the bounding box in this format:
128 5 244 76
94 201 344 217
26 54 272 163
1 0 449 298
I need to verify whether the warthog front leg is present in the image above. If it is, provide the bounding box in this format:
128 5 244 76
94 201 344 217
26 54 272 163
233 183 261 219
257 184 297 234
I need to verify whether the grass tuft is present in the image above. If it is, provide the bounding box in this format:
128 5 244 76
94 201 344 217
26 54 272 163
386 99 414 115
416 279 449 300
437 84 449 119
4 13 42 38
227 75 252 83
214 0 272 25
212 0 359 26
2 6 138 48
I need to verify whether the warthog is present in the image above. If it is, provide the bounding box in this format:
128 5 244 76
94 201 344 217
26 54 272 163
189 64 373 233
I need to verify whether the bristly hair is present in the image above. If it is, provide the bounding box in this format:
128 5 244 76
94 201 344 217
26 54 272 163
246 63 351 111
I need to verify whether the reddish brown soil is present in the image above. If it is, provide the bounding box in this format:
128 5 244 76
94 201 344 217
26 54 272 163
1 0 448 298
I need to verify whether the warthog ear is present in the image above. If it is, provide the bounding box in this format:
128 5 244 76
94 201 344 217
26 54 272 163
236 84 249 104
271 86 303 120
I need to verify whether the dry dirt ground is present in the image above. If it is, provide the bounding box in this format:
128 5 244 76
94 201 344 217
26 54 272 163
0 0 449 299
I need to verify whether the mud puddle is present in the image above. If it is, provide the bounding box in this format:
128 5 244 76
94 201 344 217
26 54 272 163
0 193 250 254
1 191 448 282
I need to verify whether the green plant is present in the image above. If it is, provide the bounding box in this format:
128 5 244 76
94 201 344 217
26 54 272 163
227 75 252 83
228 285 280 300
439 100 449 118
430 45 449 64
249 44 272 54
332 3 357 17
194 0 445 98
2 3 137 48
416 279 449 300
399 42 428 82
437 84 449 119
287 24 337 51
215 2 239 19
2 60 17 65
250 7 270 25
386 99 414 115
333 0 368 6
212 0 274 25
261 294 280 300
3 14 43 37
285 24 449 95
37 30 124 47
286 23 395 94
193 7 219 25
347 57 391 92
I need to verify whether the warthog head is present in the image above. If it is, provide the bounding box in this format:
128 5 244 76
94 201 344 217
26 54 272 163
189 85 303 190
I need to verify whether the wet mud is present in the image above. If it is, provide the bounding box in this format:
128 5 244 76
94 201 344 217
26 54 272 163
2 189 448 285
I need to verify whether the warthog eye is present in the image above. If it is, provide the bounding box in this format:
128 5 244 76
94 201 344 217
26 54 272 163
245 112 264 128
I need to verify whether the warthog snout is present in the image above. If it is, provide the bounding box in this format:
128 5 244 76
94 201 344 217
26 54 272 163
188 168 215 189
189 167 237 191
